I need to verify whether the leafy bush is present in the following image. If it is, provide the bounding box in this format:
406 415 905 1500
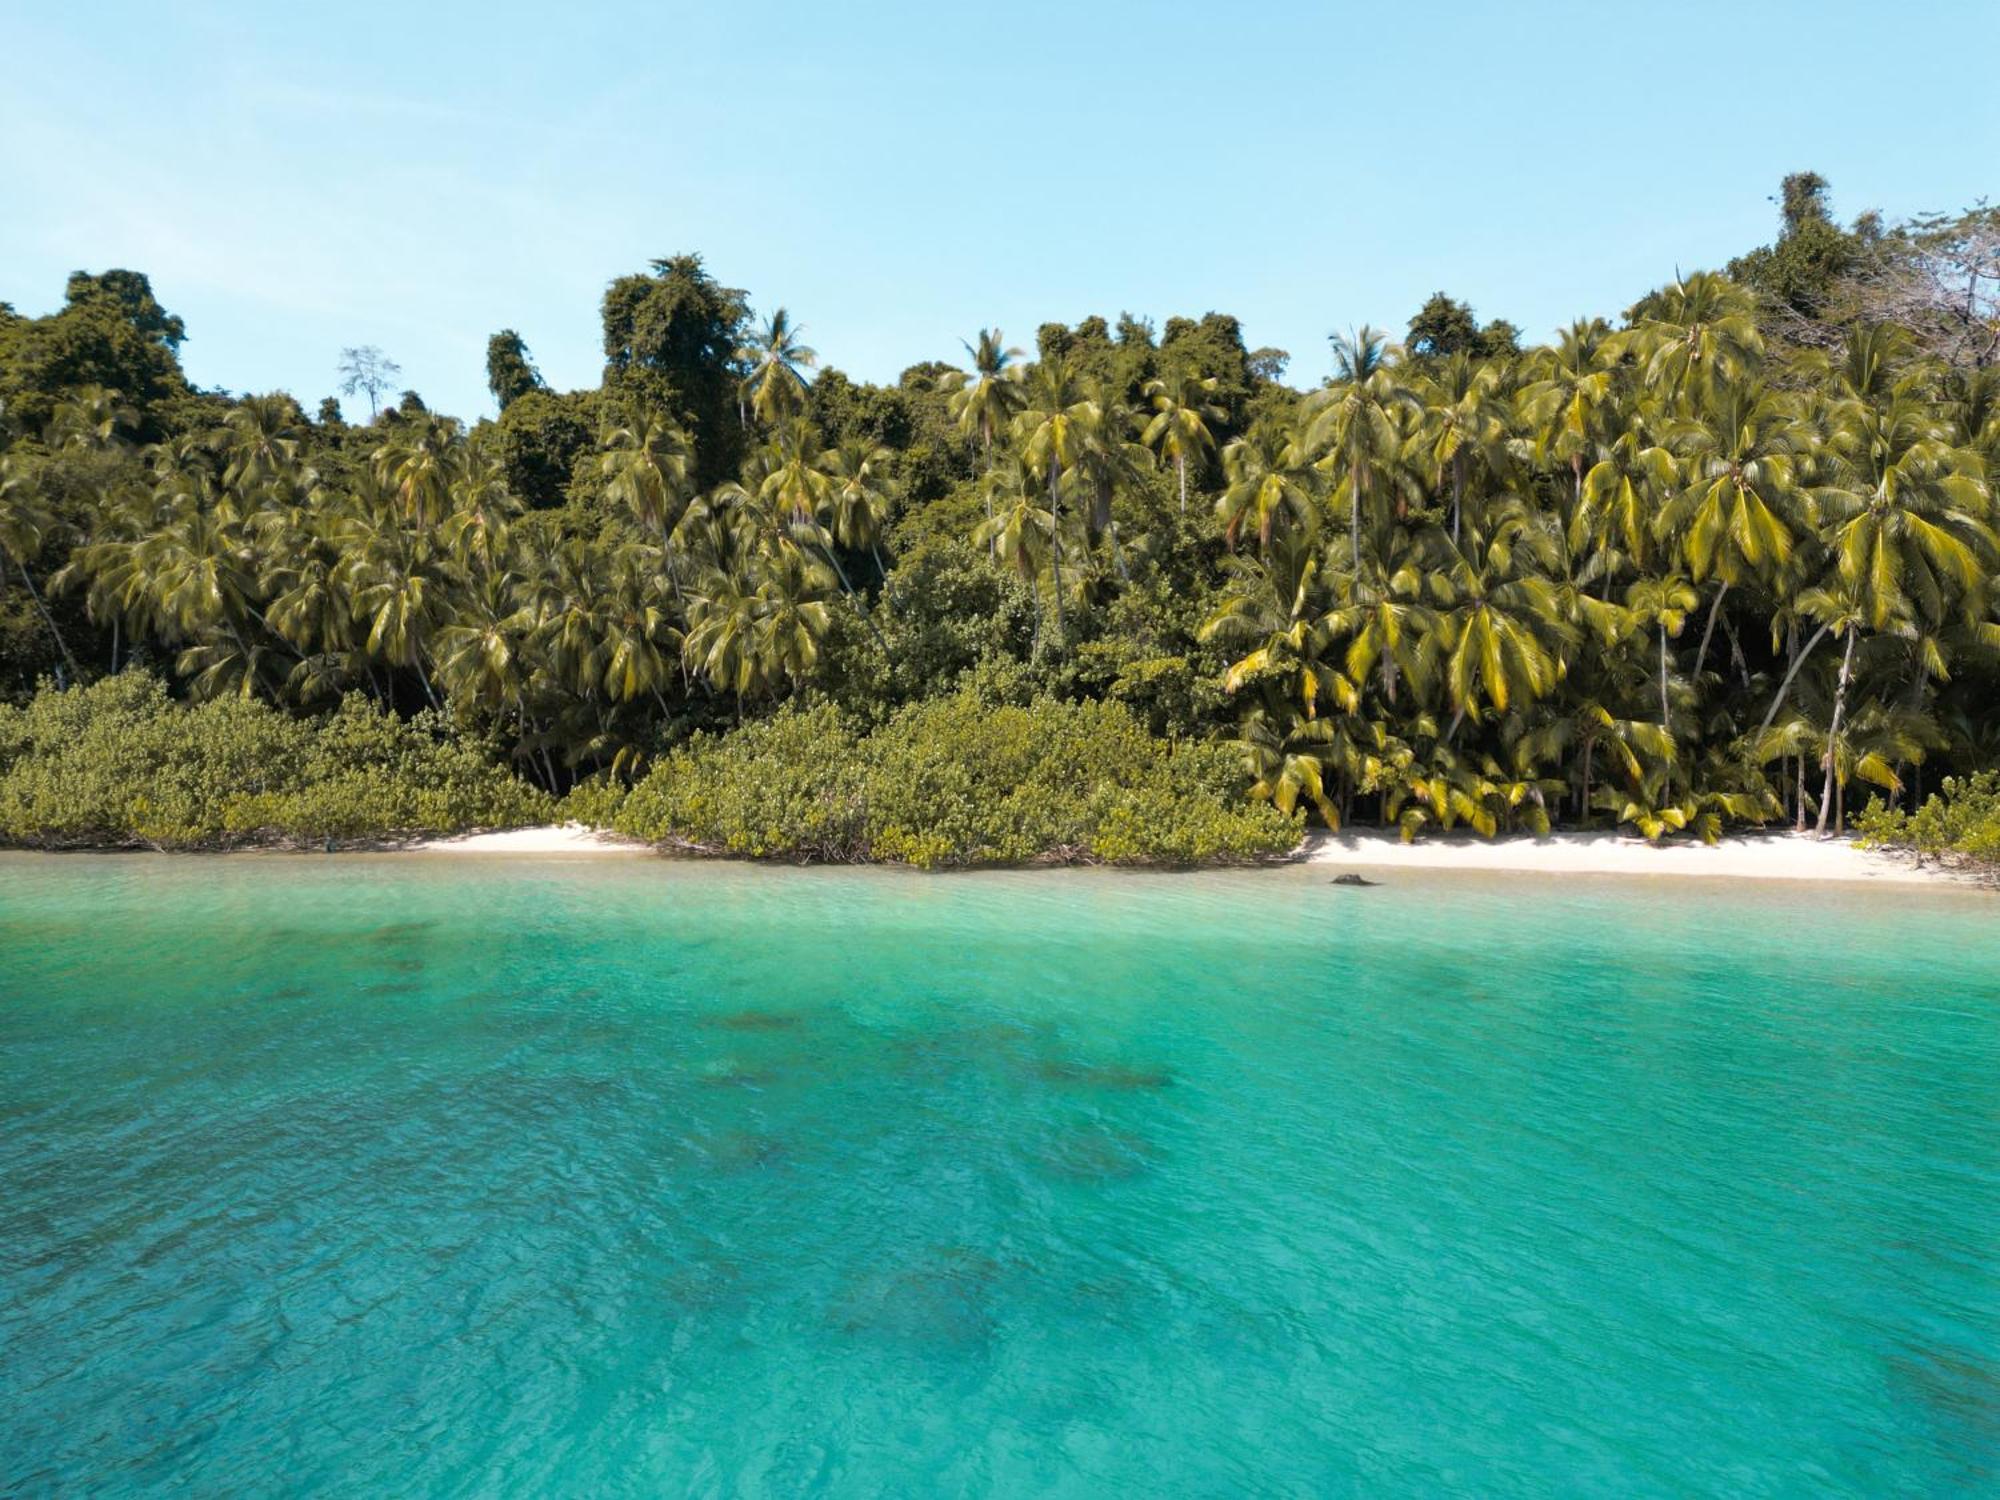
1856 773 2000 867
0 672 552 849
591 687 1299 866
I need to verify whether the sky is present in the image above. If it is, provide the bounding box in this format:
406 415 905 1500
4 1 1997 421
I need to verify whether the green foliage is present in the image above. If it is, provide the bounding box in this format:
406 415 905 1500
4 172 2000 861
0 271 189 440
600 254 747 485
492 387 601 509
0 673 551 848
1857 772 2000 866
485 329 544 411
1404 293 1518 364
598 689 1296 866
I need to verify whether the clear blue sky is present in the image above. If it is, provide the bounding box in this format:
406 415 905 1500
4 1 1995 420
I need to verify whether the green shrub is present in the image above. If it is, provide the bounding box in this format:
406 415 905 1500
0 672 552 849
607 704 870 860
598 687 1298 867
1857 773 2000 867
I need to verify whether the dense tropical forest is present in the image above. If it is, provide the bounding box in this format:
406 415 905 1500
3 174 2000 861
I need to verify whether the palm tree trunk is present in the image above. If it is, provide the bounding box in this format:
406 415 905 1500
1760 622 1831 732
11 558 80 681
872 543 901 615
1108 523 1132 583
820 543 894 662
110 616 119 674
1349 463 1363 569
1691 578 1729 683
1658 624 1671 726
1814 630 1859 837
1046 455 1065 639
1722 611 1752 688
1177 454 1188 515
1451 452 1466 544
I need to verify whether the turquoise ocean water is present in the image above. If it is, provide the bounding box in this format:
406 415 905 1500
2 855 1997 1496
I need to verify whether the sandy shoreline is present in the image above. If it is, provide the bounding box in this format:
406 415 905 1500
1301 829 1953 885
387 823 1966 887
402 823 651 856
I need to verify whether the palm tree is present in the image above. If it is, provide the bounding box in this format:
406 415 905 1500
1142 373 1224 512
1324 533 1435 708
1305 327 1419 567
374 414 463 528
0 457 82 680
601 417 693 549
1574 424 1676 589
1624 574 1699 727
220 395 306 496
1520 318 1617 516
1817 388 1994 634
1417 353 1510 542
939 329 1026 471
1199 536 1355 724
1655 379 1806 683
738 308 817 426
819 436 899 590
1230 706 1341 827
1624 270 1763 395
48 386 137 454
1428 529 1572 731
1013 355 1101 641
1217 419 1317 551
973 460 1054 653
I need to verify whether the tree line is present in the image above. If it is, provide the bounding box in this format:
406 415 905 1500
2 176 1998 845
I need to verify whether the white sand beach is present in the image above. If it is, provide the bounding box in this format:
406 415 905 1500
404 823 651 856
396 823 1965 886
1302 829 1953 885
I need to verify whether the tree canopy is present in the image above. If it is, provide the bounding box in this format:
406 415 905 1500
4 176 1999 856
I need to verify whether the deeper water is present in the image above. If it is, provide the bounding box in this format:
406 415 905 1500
1 856 1997 1497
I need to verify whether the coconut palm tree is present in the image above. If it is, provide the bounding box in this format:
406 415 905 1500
1304 327 1419 566
601 417 693 548
1142 373 1224 512
1417 353 1511 543
1199 536 1356 724
973 459 1054 653
1428 529 1572 730
374 414 463 528
738 308 817 426
1624 270 1764 395
0 457 82 680
1217 419 1317 551
939 329 1026 471
1624 573 1700 727
1655 379 1807 683
1013 355 1101 640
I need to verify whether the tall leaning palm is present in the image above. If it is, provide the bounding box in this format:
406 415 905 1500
1142 373 1224 512
0 457 82 680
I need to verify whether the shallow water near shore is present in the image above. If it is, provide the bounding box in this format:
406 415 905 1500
3 855 1997 1495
